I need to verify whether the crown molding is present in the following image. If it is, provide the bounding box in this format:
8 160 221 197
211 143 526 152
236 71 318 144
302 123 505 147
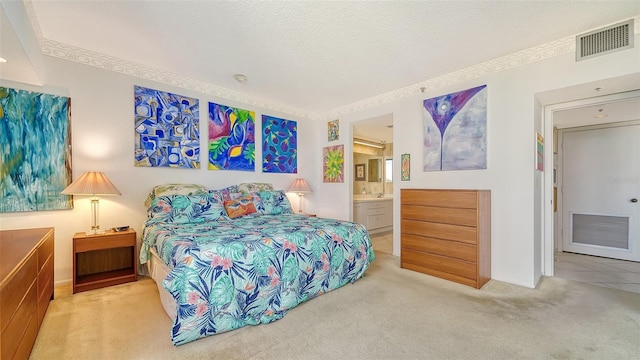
25 0 638 122
326 16 639 120
40 39 320 120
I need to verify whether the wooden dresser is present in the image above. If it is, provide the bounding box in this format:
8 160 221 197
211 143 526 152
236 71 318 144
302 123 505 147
401 189 490 289
0 228 54 360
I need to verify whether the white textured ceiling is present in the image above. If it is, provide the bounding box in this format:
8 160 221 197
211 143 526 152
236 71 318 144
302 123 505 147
25 0 640 117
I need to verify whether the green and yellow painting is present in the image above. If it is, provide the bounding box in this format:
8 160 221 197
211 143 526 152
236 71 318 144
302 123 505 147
323 145 344 183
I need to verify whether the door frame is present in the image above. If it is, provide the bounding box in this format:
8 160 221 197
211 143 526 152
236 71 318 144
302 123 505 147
543 89 640 276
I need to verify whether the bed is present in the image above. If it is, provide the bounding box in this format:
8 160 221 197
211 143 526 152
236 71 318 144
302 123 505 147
140 183 375 345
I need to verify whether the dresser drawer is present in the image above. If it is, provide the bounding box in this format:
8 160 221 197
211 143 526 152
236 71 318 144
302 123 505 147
1 254 37 332
402 219 477 244
37 232 54 270
401 248 476 281
37 255 54 297
402 189 478 209
402 205 477 227
37 255 54 326
1 280 37 360
402 234 477 262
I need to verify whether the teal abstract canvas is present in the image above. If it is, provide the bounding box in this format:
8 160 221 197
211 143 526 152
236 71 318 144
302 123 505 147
0 87 72 212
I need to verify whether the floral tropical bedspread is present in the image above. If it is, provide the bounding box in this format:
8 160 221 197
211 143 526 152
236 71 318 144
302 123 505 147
140 214 375 345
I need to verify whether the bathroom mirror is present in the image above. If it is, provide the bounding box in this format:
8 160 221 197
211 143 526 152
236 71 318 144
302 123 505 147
368 158 381 182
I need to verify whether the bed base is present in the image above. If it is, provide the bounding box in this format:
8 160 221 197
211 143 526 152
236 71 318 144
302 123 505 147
147 249 177 320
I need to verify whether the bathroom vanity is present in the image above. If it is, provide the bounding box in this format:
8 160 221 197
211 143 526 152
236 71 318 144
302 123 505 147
353 197 393 234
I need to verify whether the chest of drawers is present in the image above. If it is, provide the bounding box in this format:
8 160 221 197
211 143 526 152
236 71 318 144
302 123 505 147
401 189 490 289
0 227 54 360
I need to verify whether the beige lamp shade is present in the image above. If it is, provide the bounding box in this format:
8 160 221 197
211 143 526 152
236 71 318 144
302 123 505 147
286 178 312 194
286 178 312 214
61 172 121 196
61 172 120 235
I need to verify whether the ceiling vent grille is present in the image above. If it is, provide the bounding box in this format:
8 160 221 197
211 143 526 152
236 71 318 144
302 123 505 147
576 19 634 61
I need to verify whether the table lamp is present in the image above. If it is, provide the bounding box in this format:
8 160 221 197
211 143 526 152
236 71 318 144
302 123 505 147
286 178 312 214
61 171 121 235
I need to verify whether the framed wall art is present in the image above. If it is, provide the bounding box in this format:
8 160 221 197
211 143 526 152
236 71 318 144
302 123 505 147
423 85 487 171
323 145 344 183
0 87 73 212
328 119 339 141
355 163 366 181
208 102 255 171
401 153 410 181
262 115 297 173
536 132 544 171
134 85 200 168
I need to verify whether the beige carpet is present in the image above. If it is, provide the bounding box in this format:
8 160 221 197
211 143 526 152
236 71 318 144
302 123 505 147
31 253 640 359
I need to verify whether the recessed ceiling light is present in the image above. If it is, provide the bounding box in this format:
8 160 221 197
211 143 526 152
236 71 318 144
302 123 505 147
594 108 607 118
0 57 7 63
234 74 248 83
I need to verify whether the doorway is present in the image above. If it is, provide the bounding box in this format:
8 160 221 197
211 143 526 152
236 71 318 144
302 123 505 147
543 89 640 277
351 113 394 254
558 122 640 261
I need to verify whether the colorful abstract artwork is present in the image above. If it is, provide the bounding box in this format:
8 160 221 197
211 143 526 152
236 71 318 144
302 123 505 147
134 86 200 168
401 153 410 181
0 87 72 212
208 102 255 171
423 85 487 171
262 115 297 173
323 145 344 183
536 132 544 171
328 119 339 141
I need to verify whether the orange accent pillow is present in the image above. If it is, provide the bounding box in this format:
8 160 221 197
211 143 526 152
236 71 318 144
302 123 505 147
224 195 257 219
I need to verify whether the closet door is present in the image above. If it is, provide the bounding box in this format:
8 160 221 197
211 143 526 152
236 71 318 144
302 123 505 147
561 122 640 261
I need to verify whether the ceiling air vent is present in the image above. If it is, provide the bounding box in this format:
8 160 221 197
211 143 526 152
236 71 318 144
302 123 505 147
576 19 634 61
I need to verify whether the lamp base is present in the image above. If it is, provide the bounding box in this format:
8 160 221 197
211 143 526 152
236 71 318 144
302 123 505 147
85 229 106 236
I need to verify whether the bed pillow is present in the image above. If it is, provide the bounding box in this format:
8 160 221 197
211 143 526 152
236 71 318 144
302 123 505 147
224 195 258 219
258 190 293 215
209 185 241 205
144 184 208 207
148 194 227 224
237 182 274 195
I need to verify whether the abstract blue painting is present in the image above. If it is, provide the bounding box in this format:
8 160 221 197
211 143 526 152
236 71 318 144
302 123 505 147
0 87 72 212
423 85 487 171
134 86 200 168
208 102 255 171
262 115 297 173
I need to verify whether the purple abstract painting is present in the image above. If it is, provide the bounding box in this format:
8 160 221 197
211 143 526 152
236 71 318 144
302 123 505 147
423 85 487 171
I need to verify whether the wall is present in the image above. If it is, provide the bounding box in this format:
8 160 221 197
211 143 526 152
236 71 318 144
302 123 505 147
315 39 640 288
0 56 320 284
2 27 638 290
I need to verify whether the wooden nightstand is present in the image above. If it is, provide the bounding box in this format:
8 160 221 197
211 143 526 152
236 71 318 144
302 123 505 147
73 229 137 294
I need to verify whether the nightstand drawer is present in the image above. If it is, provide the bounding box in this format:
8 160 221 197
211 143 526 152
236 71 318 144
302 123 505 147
75 233 135 252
